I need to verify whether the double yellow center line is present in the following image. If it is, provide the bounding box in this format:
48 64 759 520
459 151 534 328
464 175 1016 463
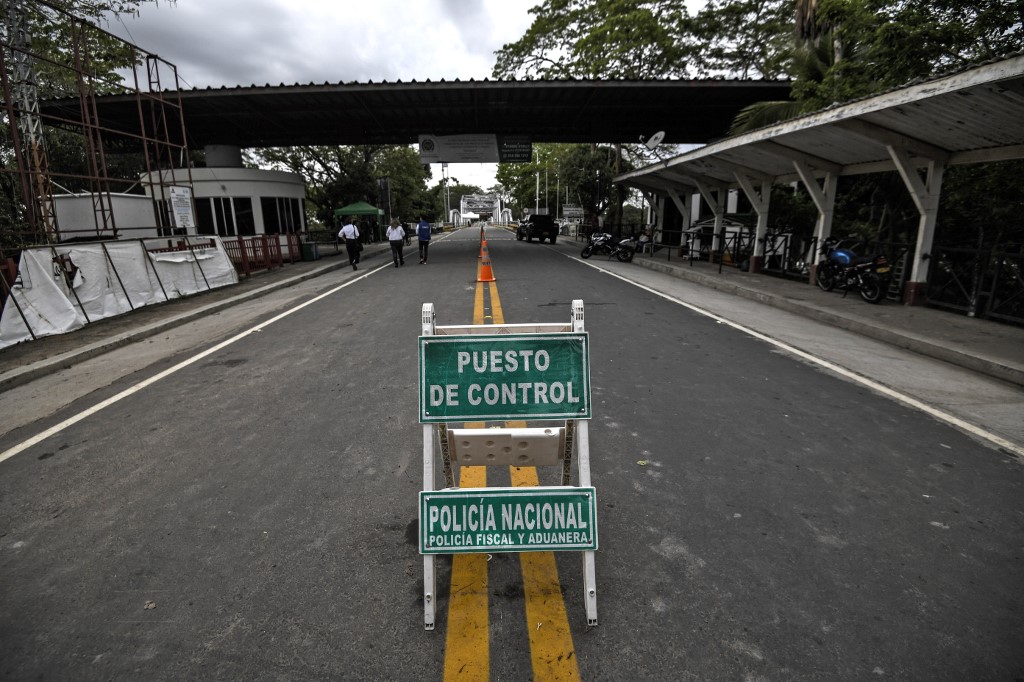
442 256 580 680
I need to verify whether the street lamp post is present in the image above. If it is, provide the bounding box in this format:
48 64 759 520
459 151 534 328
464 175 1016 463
443 163 451 224
535 171 539 214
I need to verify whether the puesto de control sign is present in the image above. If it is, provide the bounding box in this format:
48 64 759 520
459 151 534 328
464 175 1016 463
420 487 598 554
419 333 590 422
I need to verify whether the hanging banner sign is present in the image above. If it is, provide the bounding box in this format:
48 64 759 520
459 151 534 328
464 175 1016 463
420 486 598 554
497 135 533 163
419 333 591 422
419 134 532 163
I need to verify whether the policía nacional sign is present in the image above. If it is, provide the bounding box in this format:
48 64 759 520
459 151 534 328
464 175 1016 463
419 333 591 422
420 486 598 554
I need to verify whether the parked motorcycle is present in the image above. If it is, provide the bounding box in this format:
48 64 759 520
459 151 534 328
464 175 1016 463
581 233 636 262
815 238 891 304
581 232 614 259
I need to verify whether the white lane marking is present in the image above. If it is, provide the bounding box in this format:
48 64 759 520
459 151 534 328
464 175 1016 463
573 256 1024 459
0 264 389 466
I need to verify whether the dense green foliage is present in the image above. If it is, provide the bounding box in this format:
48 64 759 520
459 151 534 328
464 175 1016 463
492 0 693 79
251 145 431 228
491 0 798 225
496 143 633 225
492 0 793 80
791 0 1023 111
494 0 1023 249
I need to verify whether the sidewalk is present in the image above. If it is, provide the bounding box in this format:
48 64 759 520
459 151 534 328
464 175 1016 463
2 234 1022 392
626 246 1024 388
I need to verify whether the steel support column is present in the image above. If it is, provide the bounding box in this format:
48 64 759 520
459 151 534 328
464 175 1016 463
734 173 773 273
793 160 838 282
888 146 945 305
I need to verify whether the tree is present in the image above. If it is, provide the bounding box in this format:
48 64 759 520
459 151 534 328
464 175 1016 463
492 0 792 225
781 0 1024 249
493 0 795 81
251 145 430 228
936 161 1024 250
688 0 792 78
9 1 174 97
766 0 1024 116
492 0 693 80
496 143 627 224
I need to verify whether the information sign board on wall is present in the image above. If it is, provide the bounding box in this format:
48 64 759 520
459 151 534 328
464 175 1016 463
168 186 195 229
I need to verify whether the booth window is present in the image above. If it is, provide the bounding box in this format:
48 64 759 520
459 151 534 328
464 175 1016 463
195 199 215 235
212 197 236 237
261 197 280 234
261 197 302 234
234 197 256 236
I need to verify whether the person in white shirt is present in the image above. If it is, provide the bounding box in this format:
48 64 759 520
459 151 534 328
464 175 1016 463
385 218 406 267
339 217 360 270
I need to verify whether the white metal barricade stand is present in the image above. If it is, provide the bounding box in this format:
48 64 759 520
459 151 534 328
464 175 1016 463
419 299 597 631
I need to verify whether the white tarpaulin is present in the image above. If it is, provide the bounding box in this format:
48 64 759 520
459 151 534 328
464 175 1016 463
0 237 238 349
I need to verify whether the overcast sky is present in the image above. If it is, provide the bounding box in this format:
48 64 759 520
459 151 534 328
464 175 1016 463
103 0 705 191
105 0 542 88
103 0 549 189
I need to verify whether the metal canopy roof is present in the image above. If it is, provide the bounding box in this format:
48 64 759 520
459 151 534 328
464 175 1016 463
53 79 791 149
616 54 1024 191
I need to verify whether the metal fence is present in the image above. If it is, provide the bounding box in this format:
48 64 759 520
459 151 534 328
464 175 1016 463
577 223 1023 326
927 246 1024 324
221 234 301 276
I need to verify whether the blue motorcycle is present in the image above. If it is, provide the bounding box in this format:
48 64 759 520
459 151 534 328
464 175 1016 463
815 238 890 304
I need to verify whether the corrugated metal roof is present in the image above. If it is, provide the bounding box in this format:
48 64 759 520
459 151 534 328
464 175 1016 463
617 53 1024 190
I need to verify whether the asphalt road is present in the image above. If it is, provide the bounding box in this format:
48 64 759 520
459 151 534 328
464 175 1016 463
1 227 1021 680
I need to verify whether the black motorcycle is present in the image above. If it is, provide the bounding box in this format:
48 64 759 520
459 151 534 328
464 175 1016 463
581 233 635 262
815 238 891 304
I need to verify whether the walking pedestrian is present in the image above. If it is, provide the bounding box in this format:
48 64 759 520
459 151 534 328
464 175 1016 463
417 215 431 264
339 216 361 270
386 218 406 267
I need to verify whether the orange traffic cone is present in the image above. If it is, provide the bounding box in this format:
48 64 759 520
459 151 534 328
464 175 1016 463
477 246 496 282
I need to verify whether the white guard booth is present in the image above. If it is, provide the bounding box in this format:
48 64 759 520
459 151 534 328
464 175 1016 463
418 299 598 630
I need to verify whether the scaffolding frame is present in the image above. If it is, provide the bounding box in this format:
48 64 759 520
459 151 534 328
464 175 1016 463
0 0 195 251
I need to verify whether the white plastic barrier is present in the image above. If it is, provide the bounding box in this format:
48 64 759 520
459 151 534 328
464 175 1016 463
0 236 238 349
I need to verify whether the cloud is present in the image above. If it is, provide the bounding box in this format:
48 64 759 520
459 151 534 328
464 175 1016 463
106 0 538 88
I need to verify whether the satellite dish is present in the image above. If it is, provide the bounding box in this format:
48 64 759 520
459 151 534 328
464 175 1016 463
643 131 666 151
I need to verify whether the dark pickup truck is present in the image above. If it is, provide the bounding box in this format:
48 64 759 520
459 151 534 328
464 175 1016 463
515 214 558 244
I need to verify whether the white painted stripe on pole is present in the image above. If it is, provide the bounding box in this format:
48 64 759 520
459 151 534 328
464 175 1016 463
0 264 389 466
573 256 1024 459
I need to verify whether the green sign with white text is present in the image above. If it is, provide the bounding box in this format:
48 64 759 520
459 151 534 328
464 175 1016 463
418 333 590 422
419 487 598 554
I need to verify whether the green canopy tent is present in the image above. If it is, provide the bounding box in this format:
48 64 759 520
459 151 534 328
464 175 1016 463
334 201 385 241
